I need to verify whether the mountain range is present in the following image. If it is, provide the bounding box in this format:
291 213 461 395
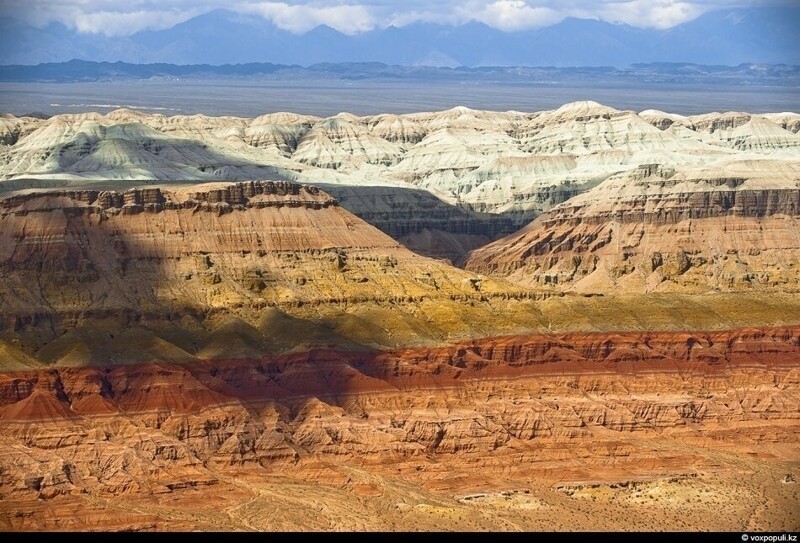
1 6 798 67
3 60 798 86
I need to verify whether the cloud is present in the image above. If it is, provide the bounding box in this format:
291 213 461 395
387 8 463 27
387 0 563 29
2 0 378 35
70 10 205 36
238 2 376 34
0 0 207 34
458 1 564 31
593 0 707 29
0 0 774 36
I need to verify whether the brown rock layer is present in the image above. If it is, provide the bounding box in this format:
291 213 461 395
550 187 800 227
465 165 800 293
0 181 536 358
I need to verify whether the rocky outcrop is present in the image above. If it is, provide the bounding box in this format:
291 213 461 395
4 180 800 363
0 114 29 146
3 326 799 422
466 161 800 292
764 112 800 134
2 104 800 531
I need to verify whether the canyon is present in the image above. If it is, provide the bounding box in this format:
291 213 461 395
0 102 798 531
3 101 798 262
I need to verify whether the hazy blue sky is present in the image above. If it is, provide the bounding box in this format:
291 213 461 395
0 0 786 36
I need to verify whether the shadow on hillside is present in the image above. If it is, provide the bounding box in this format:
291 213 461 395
319 183 530 263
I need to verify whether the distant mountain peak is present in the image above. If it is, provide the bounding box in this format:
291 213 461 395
308 24 343 35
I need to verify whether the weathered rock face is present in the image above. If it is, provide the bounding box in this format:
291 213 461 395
0 181 546 361
7 180 800 369
764 112 800 134
465 161 800 293
0 327 798 531
0 180 335 216
2 103 797 261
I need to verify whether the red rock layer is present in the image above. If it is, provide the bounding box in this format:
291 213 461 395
0 326 797 418
1 327 798 531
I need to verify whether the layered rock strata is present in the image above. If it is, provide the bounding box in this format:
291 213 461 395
1 102 800 530
0 327 798 531
3 103 798 261
0 181 539 360
323 184 520 262
466 162 800 293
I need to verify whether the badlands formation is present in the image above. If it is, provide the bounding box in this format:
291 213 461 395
0 102 799 531
4 101 798 262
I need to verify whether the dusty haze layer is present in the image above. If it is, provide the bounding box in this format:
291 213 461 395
0 101 799 531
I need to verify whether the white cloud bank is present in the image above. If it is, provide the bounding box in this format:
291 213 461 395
458 1 564 31
240 2 375 34
71 10 206 36
0 0 769 36
594 0 706 29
